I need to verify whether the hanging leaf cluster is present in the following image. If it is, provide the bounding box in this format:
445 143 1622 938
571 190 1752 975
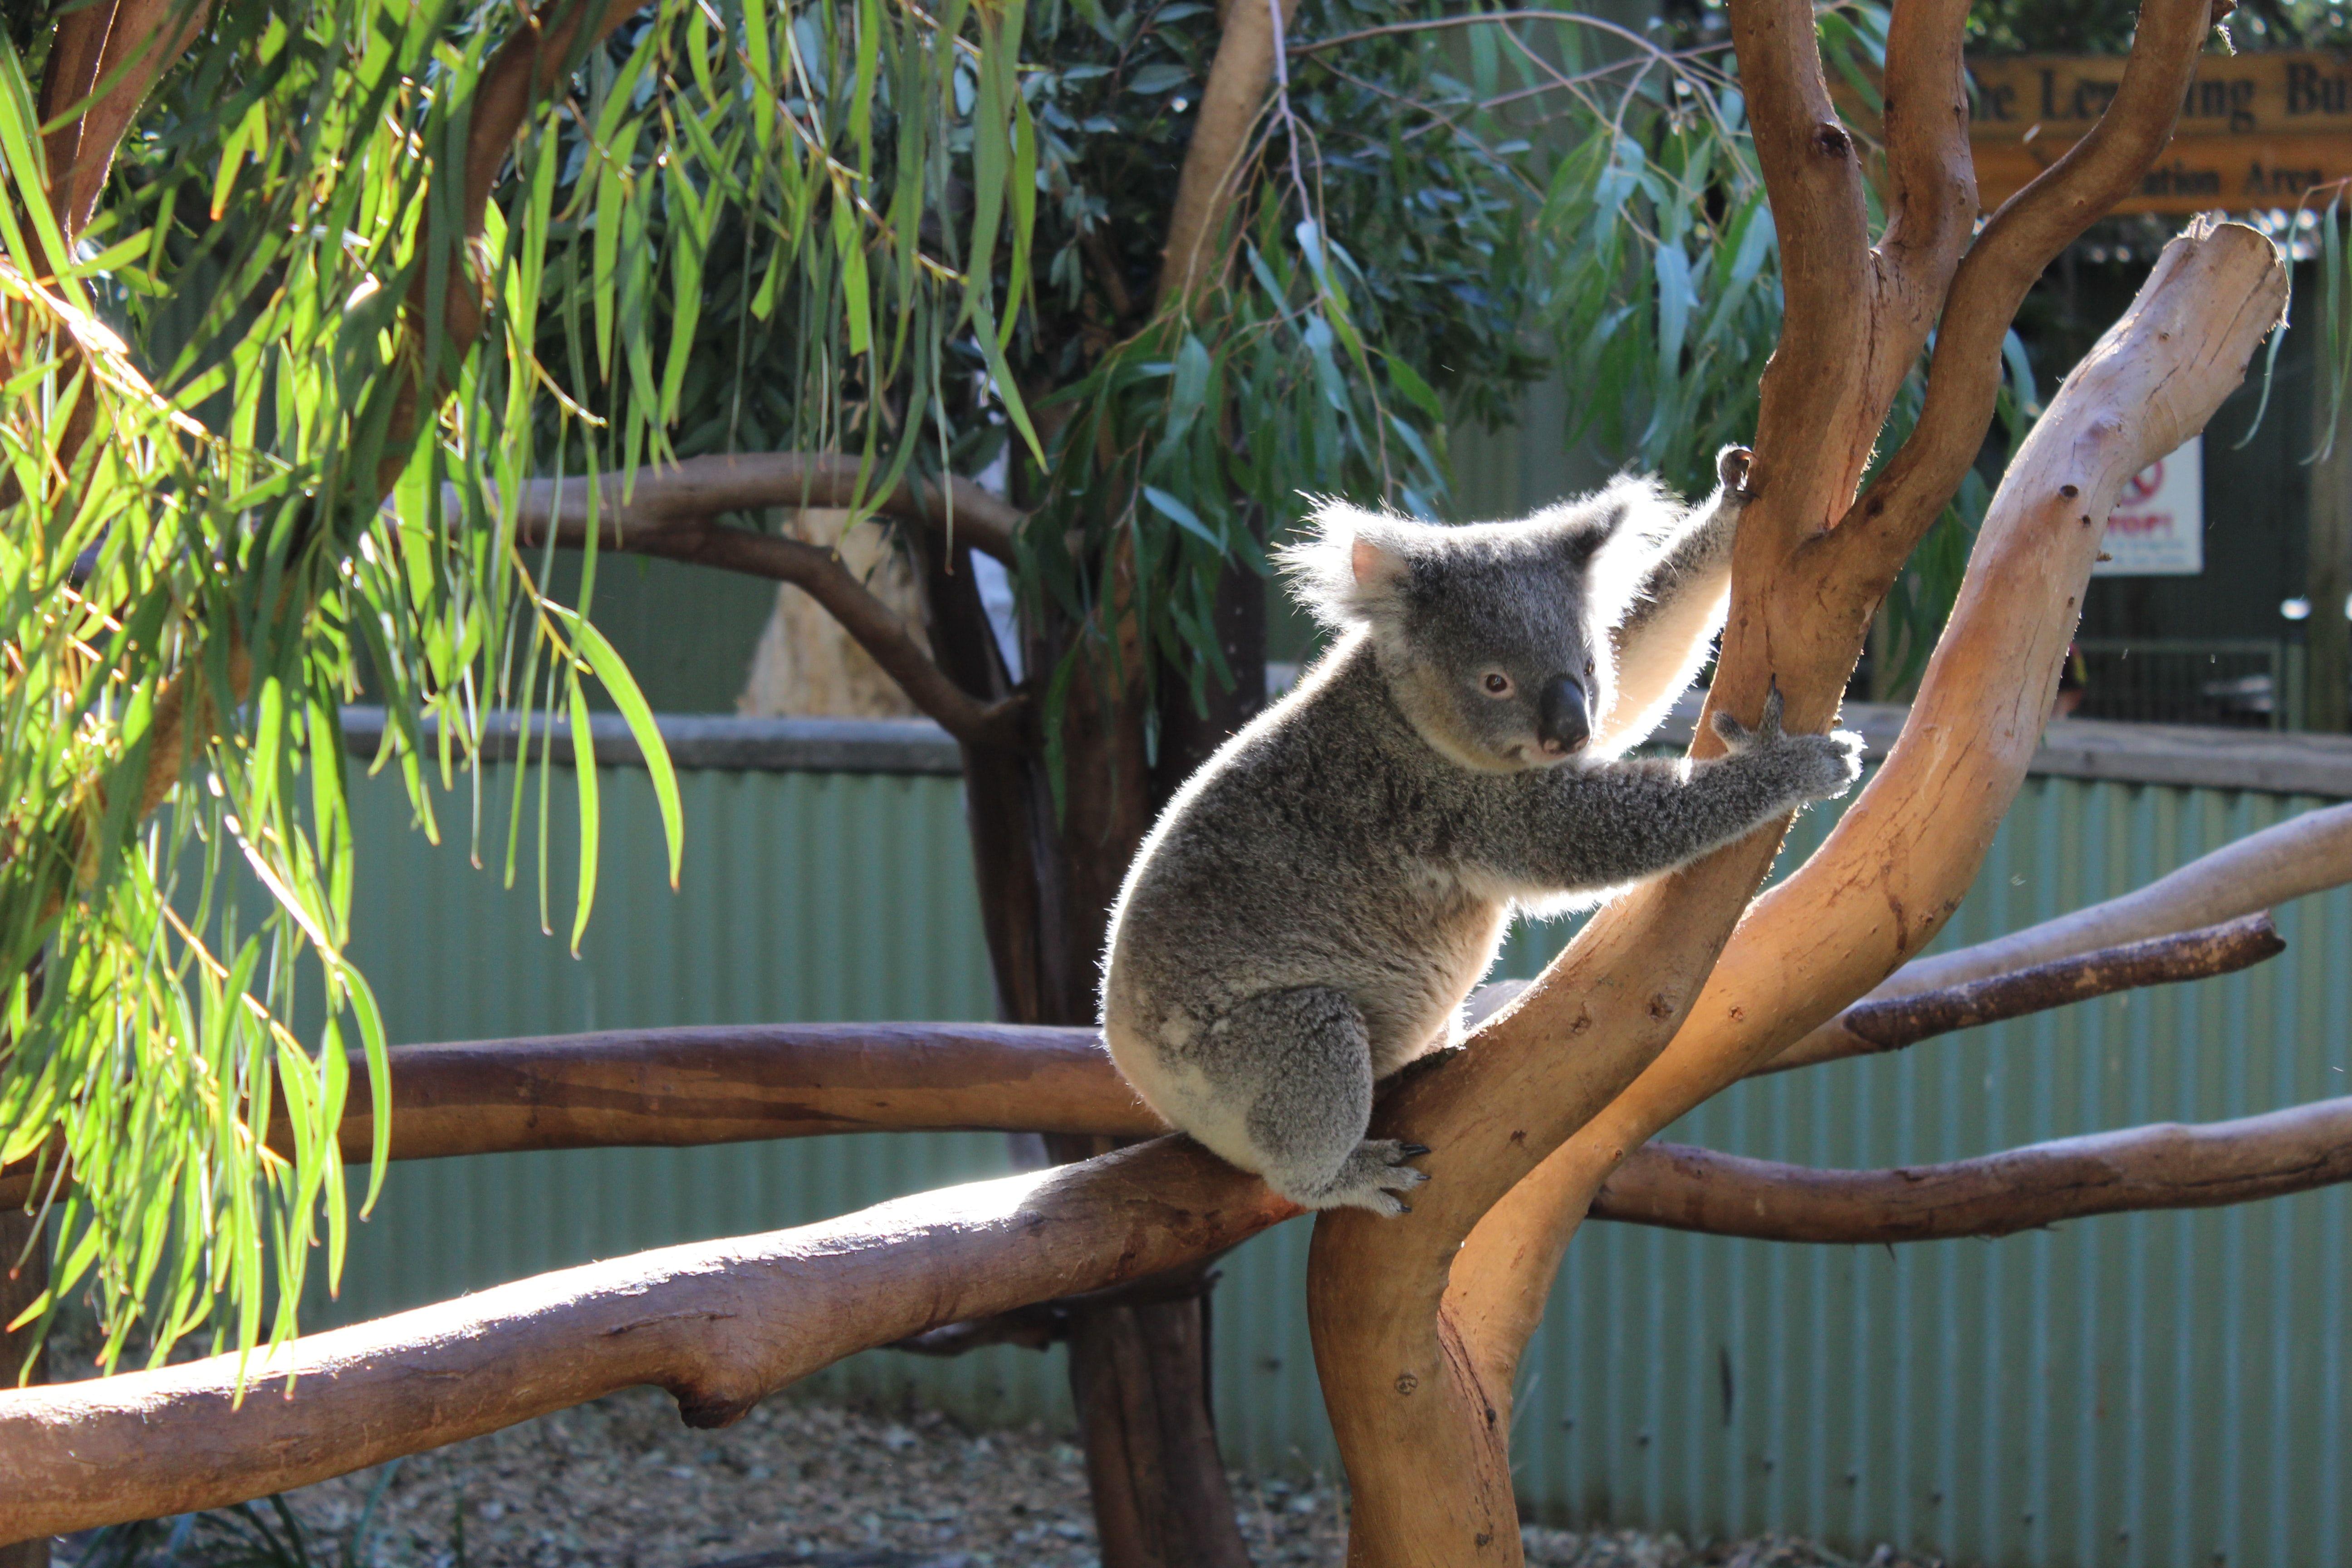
0 0 1032 1371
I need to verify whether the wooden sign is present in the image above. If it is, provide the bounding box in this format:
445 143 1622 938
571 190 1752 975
1973 134 2349 213
1966 53 2352 213
1966 53 2352 141
1837 53 2352 215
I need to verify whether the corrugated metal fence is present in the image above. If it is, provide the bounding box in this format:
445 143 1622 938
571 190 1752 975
310 725 2352 1568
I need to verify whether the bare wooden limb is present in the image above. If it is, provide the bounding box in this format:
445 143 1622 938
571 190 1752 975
1156 0 1299 304
1725 0 1875 520
1589 1096 2352 1242
1772 910 2284 1069
530 510 1025 745
38 0 213 245
0 1140 1296 1540
0 1212 42 1568
1790 800 2352 1039
1443 223 2288 1431
0 900 2288 1212
1853 0 1975 435
0 1021 1130 1210
496 453 1024 562
1830 0 2216 578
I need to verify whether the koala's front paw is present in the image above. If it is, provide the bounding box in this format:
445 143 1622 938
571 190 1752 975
1316 1139 1432 1216
1710 684 1864 805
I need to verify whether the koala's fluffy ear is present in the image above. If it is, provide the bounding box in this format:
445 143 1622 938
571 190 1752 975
1279 502 1422 629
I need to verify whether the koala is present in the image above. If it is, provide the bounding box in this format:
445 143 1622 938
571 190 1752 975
1098 447 1863 1215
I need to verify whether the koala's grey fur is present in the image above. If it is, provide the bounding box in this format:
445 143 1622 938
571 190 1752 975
1099 447 1863 1215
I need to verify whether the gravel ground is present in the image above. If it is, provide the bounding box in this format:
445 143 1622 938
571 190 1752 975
62 1389 1946 1568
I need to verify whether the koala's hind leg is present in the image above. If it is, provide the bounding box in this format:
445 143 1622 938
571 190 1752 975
1200 987 1430 1216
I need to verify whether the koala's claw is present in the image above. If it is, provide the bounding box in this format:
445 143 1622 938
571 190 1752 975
1711 680 1788 751
1313 1137 1433 1216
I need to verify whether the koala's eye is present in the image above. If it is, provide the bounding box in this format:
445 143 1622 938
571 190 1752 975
1481 671 1513 697
1584 658 1597 678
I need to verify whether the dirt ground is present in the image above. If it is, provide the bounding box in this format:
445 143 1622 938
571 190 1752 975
59 1388 1944 1568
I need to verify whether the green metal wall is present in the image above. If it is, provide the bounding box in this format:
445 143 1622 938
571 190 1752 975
316 758 2352 1568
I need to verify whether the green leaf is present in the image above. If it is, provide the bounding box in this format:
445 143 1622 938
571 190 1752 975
564 608 684 890
566 677 602 955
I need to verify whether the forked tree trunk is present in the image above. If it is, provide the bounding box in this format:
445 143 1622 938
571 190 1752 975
922 539 1257 1568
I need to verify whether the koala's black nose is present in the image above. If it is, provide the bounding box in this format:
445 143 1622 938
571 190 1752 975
1537 675 1589 756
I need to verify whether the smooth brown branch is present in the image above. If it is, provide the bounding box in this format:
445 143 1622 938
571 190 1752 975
1774 800 2352 1068
38 0 214 245
309 1022 1138 1171
0 900 2288 1213
0 1021 1136 1210
515 509 1025 746
0 1139 1297 1540
1831 0 2217 578
1777 909 2284 1068
1156 0 1300 305
494 453 1024 562
1589 1095 2352 1243
1853 0 1975 434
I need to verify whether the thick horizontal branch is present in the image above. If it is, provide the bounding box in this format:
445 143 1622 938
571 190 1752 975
500 453 1023 562
0 905 2290 1212
1589 1095 2352 1243
1769 910 2284 1071
0 1141 1296 1539
0 1022 1142 1210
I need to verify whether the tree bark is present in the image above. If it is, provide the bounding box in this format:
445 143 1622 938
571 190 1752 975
1301 39 2267 1551
0 1142 1297 1542
1769 799 2352 1070
0 1213 44 1568
921 530 1251 1568
1593 1094 2352 1241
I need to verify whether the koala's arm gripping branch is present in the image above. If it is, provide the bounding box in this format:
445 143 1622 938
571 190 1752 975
1488 730 1849 894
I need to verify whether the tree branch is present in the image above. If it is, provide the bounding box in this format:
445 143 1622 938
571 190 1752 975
0 1140 1296 1540
1776 800 2352 1071
1156 0 1299 305
1770 910 2283 1070
38 0 212 245
1829 0 2217 578
1848 0 1975 438
0 900 2295 1212
511 504 1025 746
322 1023 1137 1168
498 453 1023 563
1589 1096 2352 1242
1432 221 2287 1507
